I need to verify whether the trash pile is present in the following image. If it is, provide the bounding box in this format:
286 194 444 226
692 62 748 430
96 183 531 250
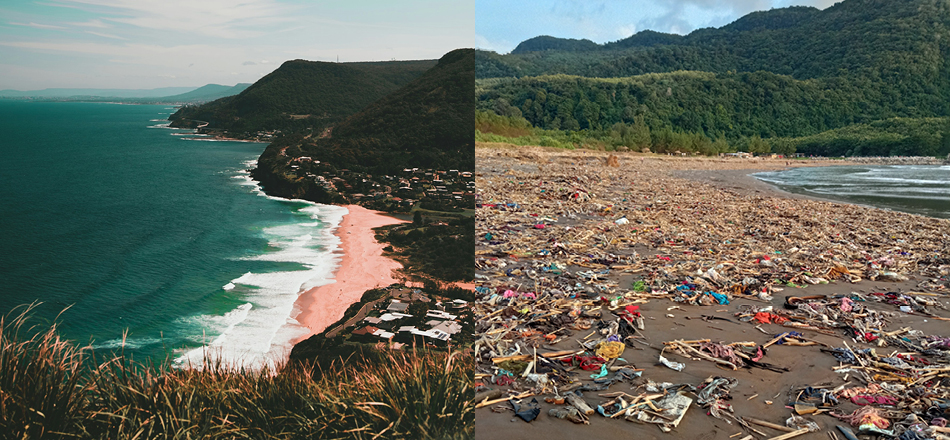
474 148 950 437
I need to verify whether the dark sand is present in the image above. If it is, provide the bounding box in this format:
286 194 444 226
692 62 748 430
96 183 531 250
475 147 950 440
475 280 947 440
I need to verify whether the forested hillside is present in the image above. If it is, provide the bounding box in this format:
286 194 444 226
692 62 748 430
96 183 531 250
169 59 436 137
253 48 474 199
476 0 950 157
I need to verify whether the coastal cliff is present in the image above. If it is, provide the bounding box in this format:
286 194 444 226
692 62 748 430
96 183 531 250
251 49 475 210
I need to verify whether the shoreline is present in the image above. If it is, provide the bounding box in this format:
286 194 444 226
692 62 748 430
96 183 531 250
674 166 854 205
292 204 408 339
682 165 949 220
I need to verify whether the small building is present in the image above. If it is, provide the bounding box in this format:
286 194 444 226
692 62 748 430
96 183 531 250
352 325 379 336
431 321 462 335
426 310 457 320
372 329 395 339
387 300 410 313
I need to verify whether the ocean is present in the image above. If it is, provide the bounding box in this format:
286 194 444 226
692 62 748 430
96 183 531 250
0 101 346 369
754 165 950 219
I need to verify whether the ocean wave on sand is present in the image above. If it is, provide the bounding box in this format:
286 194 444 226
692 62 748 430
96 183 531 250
173 168 348 371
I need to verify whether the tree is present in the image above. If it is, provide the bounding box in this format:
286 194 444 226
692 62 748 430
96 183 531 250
413 211 422 225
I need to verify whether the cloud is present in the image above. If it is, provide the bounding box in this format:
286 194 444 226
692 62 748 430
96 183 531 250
617 24 636 39
9 21 66 30
85 30 126 40
53 0 298 39
242 61 257 65
67 18 110 28
0 40 256 71
475 32 512 53
796 0 839 8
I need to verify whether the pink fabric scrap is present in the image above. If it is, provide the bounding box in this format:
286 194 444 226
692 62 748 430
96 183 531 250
841 297 854 313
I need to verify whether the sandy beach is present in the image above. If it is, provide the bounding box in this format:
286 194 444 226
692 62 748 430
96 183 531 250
293 204 407 337
474 145 950 440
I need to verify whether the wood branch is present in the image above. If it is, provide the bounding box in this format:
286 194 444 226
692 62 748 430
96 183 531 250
672 341 739 370
764 332 790 348
566 393 595 415
743 417 796 433
767 428 810 440
474 391 534 409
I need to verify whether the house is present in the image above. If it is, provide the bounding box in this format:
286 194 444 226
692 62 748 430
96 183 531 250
426 310 457 320
431 321 462 335
387 300 410 313
352 325 379 336
378 312 412 321
371 329 395 339
722 152 752 159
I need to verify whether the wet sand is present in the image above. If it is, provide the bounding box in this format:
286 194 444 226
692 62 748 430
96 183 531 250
293 205 407 337
474 146 950 440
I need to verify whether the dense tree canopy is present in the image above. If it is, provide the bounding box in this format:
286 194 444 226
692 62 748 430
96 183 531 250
476 0 950 157
169 59 436 136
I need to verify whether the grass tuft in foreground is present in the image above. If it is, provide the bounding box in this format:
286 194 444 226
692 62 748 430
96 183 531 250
0 305 473 439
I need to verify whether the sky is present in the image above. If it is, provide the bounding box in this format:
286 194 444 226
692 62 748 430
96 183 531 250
476 0 840 54
0 0 473 90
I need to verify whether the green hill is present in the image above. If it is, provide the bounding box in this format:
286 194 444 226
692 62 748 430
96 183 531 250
511 35 600 54
255 49 474 182
155 83 250 103
476 0 950 157
479 1 950 83
168 59 436 137
319 48 475 171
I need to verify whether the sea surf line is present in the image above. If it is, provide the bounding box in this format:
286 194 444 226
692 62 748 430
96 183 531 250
754 165 950 219
0 101 346 370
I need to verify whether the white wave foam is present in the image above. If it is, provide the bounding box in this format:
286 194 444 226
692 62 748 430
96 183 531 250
223 282 236 291
859 176 947 185
173 187 349 371
92 337 163 350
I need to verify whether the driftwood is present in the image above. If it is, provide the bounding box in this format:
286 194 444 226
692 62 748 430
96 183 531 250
474 391 534 409
766 428 811 440
565 393 595 415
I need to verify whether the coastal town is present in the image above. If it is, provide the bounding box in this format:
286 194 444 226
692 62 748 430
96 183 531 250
286 156 476 212
328 284 472 349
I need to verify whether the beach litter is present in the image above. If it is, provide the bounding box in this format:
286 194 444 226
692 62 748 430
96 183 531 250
475 147 950 436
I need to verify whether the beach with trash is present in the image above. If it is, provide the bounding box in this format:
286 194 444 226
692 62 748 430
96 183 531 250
473 144 950 440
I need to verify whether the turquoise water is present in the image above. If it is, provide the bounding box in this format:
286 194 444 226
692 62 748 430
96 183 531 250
0 101 346 368
754 165 950 219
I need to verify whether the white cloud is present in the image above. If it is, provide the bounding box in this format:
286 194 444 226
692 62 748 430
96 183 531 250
0 40 259 71
617 24 636 39
67 18 110 28
85 30 126 40
475 33 511 54
54 0 298 39
9 21 66 29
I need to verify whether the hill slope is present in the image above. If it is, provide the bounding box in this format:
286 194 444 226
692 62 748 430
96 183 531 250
320 48 475 171
156 83 251 103
252 49 474 200
476 0 950 157
479 1 950 83
169 59 436 137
